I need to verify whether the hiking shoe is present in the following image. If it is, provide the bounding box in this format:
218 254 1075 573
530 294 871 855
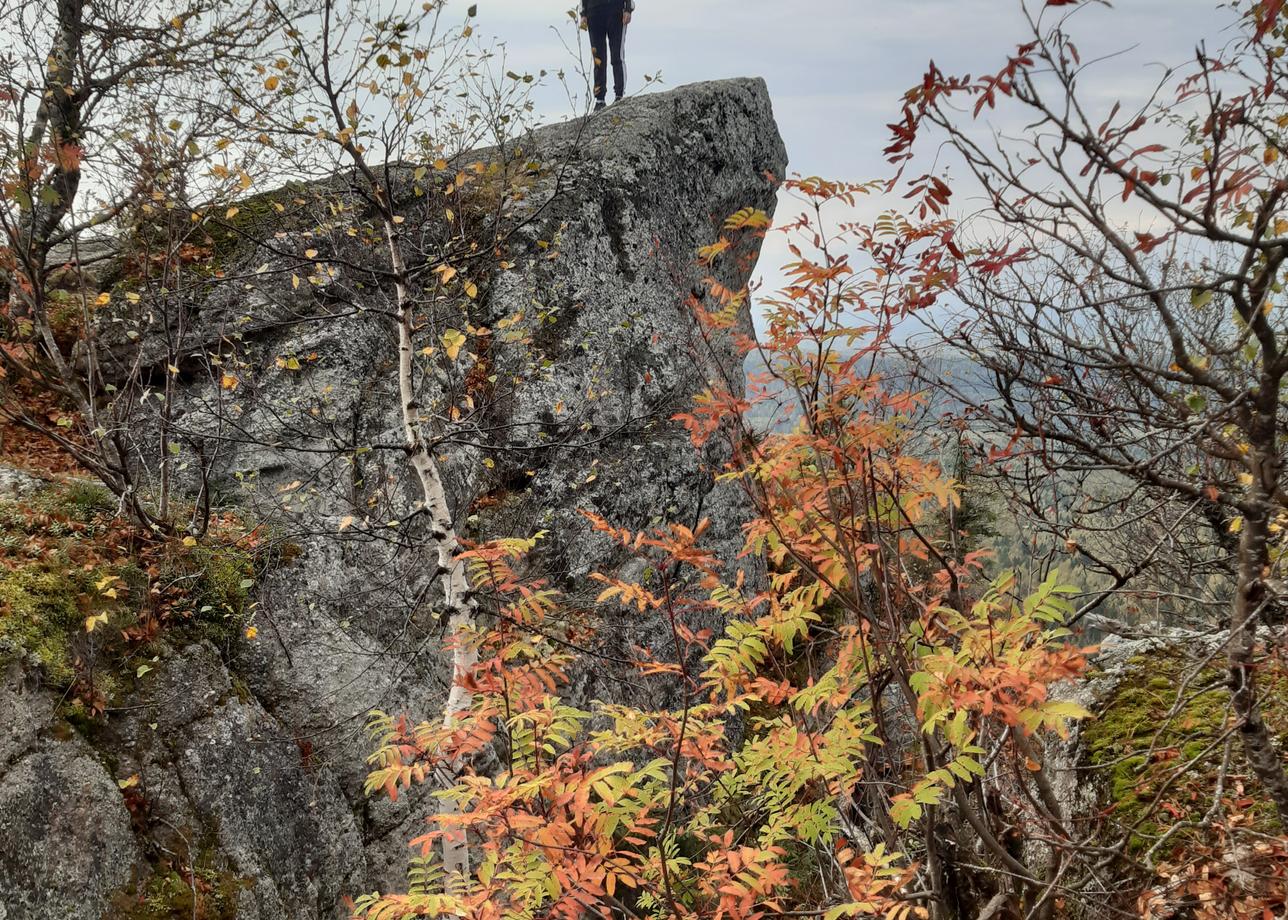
594 100 606 113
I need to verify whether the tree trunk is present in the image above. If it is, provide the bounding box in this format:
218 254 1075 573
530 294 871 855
387 222 478 882
1230 438 1288 823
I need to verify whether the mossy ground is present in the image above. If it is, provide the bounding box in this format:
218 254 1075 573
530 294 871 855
0 482 133 693
1082 646 1288 855
0 478 260 714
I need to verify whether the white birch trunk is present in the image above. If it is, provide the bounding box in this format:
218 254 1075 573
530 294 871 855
388 226 478 884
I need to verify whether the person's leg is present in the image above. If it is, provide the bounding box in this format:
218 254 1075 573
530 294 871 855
588 8 609 103
607 8 626 101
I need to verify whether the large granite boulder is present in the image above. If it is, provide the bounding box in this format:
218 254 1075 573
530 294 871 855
0 77 787 918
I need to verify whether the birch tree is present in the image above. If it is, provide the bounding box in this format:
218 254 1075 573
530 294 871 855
226 0 579 880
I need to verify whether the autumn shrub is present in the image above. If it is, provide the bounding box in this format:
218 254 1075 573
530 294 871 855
351 181 1095 920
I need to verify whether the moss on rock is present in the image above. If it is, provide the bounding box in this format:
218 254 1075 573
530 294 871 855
1082 646 1288 853
0 565 134 686
108 854 249 920
0 478 138 693
160 538 257 646
203 183 313 268
0 478 261 708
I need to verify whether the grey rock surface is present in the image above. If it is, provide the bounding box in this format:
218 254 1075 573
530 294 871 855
1 78 786 918
110 642 367 919
0 736 141 920
0 465 45 502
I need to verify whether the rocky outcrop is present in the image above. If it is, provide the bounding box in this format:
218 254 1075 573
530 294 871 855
0 665 141 920
0 77 786 918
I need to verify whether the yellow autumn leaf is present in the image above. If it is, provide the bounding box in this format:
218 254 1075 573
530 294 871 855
85 612 109 633
723 206 771 230
94 292 111 306
117 774 140 790
226 206 240 219
264 76 280 91
291 274 300 290
182 536 198 546
464 280 478 299
244 626 258 640
434 158 448 170
338 515 355 531
435 264 458 284
441 328 467 361
221 373 240 390
304 248 318 259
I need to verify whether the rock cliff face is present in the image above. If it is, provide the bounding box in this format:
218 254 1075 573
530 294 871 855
0 78 787 919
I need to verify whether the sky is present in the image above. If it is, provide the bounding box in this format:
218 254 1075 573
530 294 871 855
470 0 1239 291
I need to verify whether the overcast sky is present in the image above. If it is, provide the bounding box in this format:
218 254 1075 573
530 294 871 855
472 1 1238 290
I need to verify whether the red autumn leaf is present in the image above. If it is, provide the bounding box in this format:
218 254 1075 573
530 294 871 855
1255 0 1285 40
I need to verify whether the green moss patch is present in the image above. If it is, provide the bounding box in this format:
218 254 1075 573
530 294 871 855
202 183 313 268
0 482 140 698
0 566 134 688
108 853 250 920
1082 647 1288 854
158 538 257 646
0 479 261 713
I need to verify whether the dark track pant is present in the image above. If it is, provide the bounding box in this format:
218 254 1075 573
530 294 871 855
587 4 627 102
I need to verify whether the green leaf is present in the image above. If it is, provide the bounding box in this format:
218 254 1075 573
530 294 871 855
889 796 921 828
1042 700 1093 721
